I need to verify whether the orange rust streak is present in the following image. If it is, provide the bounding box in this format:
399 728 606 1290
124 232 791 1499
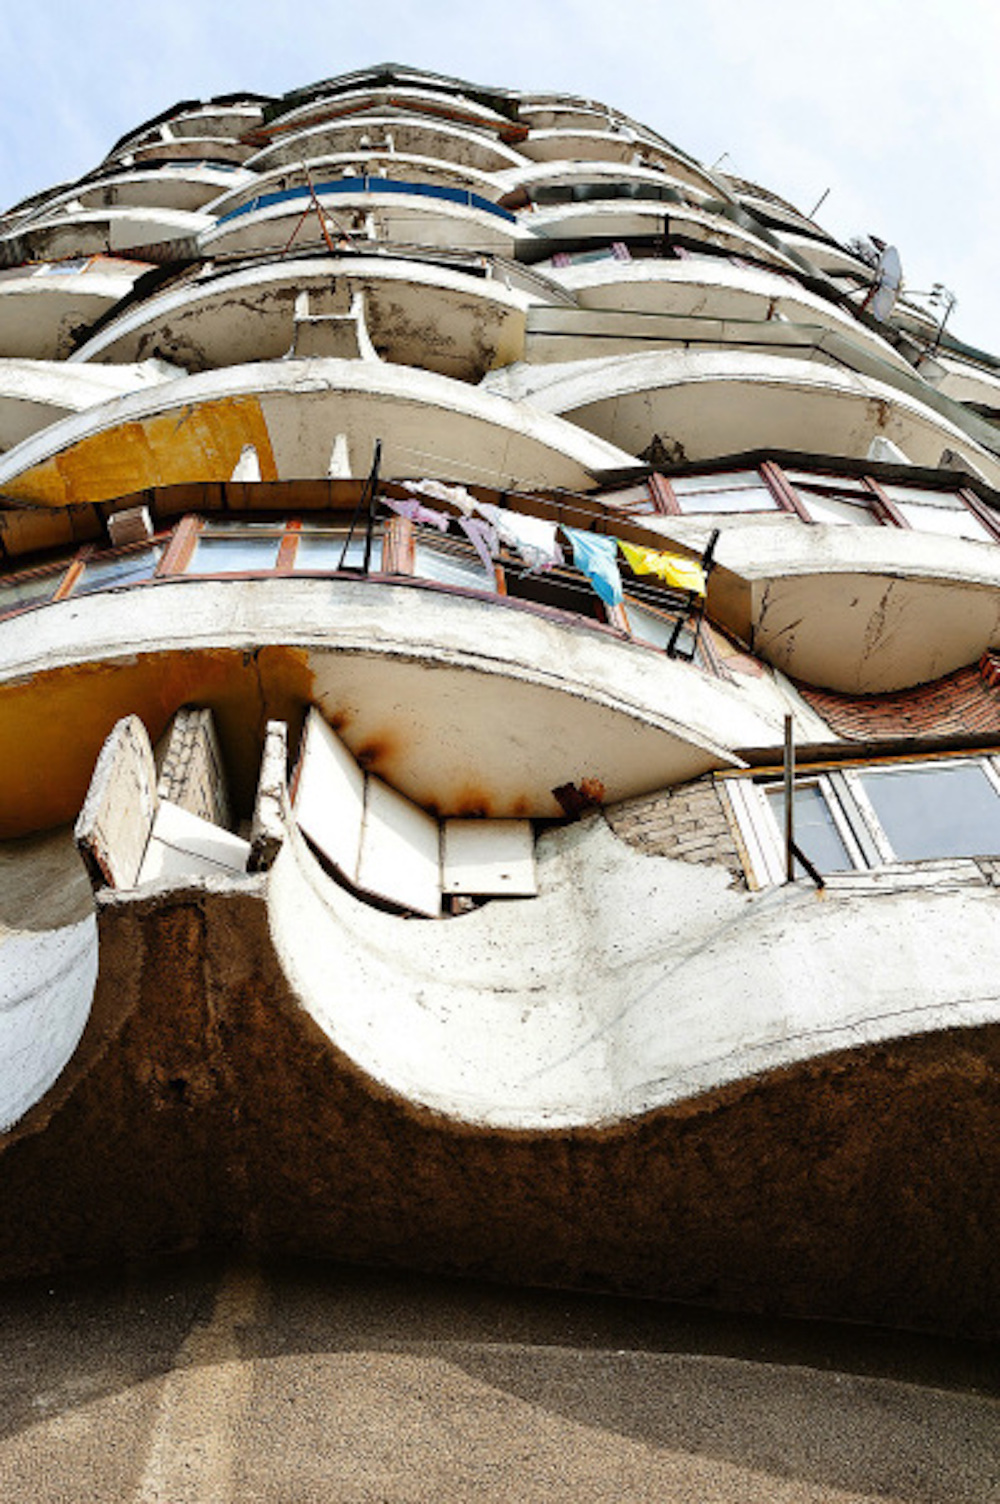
0 646 314 839
4 397 279 509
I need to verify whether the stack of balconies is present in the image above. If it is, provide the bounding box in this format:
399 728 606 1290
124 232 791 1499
0 63 998 1338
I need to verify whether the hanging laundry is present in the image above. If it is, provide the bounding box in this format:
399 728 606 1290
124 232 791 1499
618 540 707 596
477 503 563 572
562 526 623 606
457 515 499 575
403 479 478 515
383 496 449 531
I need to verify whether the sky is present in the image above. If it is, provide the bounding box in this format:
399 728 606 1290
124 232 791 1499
3 0 999 354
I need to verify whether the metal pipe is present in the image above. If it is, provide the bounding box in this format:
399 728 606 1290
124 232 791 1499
784 713 795 883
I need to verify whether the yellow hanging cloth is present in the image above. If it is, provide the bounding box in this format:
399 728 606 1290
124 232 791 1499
618 541 707 597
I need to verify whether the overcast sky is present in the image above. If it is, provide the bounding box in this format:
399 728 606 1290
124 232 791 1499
4 0 998 354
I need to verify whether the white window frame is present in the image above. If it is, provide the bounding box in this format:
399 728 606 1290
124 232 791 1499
725 755 1000 887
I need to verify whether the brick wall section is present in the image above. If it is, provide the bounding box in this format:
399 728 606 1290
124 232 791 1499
154 707 233 830
604 775 744 881
797 652 1000 743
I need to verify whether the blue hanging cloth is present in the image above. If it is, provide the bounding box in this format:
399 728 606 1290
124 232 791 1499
563 526 624 606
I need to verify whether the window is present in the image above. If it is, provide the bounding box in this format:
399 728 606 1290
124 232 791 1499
293 526 383 572
729 756 1000 885
413 535 493 591
669 470 779 514
879 484 994 544
189 523 283 573
74 546 161 594
0 566 64 617
783 471 881 527
623 597 697 659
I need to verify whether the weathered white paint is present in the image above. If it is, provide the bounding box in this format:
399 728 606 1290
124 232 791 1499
547 258 912 372
0 358 175 450
442 818 537 896
71 254 537 379
0 259 149 361
267 808 1000 1128
484 350 1000 485
0 829 97 1134
356 776 441 917
199 190 521 258
0 207 212 261
138 800 250 884
293 707 366 876
0 358 638 495
75 714 158 890
0 576 809 824
247 116 528 175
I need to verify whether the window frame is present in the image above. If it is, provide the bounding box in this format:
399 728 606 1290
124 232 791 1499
727 753 1000 887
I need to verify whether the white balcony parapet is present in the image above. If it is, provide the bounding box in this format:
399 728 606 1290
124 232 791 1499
70 254 540 380
0 357 639 507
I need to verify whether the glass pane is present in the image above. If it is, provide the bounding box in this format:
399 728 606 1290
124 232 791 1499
625 599 693 655
673 484 778 514
0 569 63 614
672 469 761 493
766 783 855 874
189 535 281 572
784 470 870 493
800 493 879 527
294 529 382 571
413 539 492 590
859 762 1000 860
892 501 991 543
75 547 161 594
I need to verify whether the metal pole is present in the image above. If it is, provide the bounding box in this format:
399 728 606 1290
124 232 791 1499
784 713 795 883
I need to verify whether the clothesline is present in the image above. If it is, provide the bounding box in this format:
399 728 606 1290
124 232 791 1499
385 483 711 606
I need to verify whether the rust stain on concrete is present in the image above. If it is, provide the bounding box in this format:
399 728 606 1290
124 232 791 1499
0 645 314 837
3 396 279 509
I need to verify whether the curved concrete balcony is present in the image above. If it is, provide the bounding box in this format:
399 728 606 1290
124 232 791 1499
258 84 518 141
518 129 721 195
0 257 150 361
524 200 803 272
544 259 912 371
777 232 877 281
0 827 97 1135
71 254 539 380
0 206 211 264
0 574 796 836
267 809 1000 1128
0 358 638 508
498 158 709 207
111 103 265 157
17 165 255 220
205 152 505 221
488 350 1000 485
931 351 1000 409
113 137 256 168
246 115 528 176
0 359 174 451
716 520 1000 691
199 182 519 258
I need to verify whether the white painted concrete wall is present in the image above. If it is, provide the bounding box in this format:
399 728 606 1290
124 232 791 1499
268 810 1000 1129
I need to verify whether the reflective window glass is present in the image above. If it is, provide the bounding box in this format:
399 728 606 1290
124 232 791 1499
413 538 493 590
798 492 879 527
881 485 992 543
190 533 282 572
858 762 1000 860
75 547 161 594
625 599 694 657
0 569 63 614
671 471 778 513
294 528 381 571
766 783 855 874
